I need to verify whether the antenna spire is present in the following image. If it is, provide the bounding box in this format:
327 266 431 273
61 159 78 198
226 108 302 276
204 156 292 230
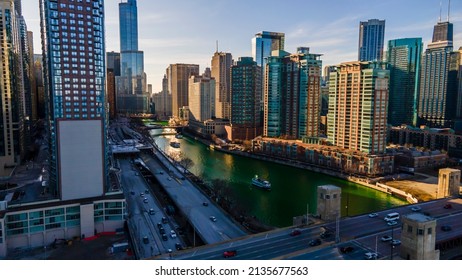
216 40 218 53
448 0 451 21
439 1 442 22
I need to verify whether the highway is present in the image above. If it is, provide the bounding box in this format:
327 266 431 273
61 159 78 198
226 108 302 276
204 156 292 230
139 151 247 244
165 198 462 260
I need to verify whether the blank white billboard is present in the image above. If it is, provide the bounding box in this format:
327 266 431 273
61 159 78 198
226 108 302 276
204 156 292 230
58 120 104 200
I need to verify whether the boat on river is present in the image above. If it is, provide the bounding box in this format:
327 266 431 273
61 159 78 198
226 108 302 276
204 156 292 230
251 175 271 190
170 141 180 148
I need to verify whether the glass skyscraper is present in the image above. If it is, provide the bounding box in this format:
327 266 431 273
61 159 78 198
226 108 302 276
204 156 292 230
418 20 457 128
264 48 322 140
358 19 385 62
40 0 108 199
387 38 422 126
117 0 148 114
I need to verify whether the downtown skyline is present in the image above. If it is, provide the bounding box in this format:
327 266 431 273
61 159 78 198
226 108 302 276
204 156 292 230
21 0 462 93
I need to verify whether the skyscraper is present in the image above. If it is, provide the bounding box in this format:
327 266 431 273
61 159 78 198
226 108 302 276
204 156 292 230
418 20 457 128
252 31 285 68
0 0 25 177
229 57 262 141
107 52 120 119
167 64 199 118
188 70 215 123
264 48 322 140
117 0 148 114
387 38 422 126
211 51 232 119
40 0 108 199
328 62 389 155
358 19 385 62
151 75 172 119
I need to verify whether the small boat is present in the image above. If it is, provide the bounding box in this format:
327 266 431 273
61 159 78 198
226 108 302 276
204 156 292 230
170 142 180 148
175 134 183 139
251 175 271 190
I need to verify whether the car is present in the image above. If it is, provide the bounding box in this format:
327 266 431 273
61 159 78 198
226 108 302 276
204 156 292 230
159 171 164 175
387 221 398 226
368 213 378 218
175 243 183 250
290 229 301 236
167 177 172 181
223 250 237 258
364 252 378 260
135 172 139 176
149 208 155 215
309 239 322 247
320 231 332 239
143 198 148 203
391 239 401 246
167 249 173 253
210 216 217 222
140 193 145 197
441 225 452 232
161 234 168 241
202 202 209 206
381 235 393 242
145 189 149 194
157 223 162 229
340 246 355 253
443 203 452 209
161 217 168 224
410 206 422 212
143 236 149 244
159 227 165 234
170 230 177 238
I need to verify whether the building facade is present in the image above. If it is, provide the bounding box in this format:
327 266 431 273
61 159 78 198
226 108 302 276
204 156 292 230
328 61 389 155
188 71 215 123
358 19 385 62
264 47 322 140
40 0 108 199
0 0 26 177
151 74 172 119
106 52 120 119
211 51 232 119
116 0 148 114
418 21 457 128
387 38 422 126
167 63 199 118
228 57 262 141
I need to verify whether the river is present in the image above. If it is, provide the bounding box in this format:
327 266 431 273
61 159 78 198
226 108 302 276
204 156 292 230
150 130 406 228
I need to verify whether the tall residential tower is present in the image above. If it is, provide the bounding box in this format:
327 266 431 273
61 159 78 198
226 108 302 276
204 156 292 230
358 19 385 62
211 51 232 119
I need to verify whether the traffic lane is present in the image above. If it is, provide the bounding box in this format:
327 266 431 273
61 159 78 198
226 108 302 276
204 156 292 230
435 212 462 241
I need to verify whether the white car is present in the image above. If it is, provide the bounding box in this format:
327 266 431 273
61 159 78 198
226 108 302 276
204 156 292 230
410 206 421 212
381 235 392 242
364 252 378 260
387 221 398 226
391 239 401 246
210 216 217 222
368 213 378 218
170 230 177 238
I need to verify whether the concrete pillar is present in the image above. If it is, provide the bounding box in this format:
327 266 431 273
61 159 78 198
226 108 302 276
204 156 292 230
316 185 341 222
400 213 439 260
437 168 461 198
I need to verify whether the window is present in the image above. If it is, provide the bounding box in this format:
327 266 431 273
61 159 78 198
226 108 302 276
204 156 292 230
427 228 432 234
407 225 412 233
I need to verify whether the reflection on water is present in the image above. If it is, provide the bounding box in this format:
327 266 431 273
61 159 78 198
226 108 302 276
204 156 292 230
151 132 407 227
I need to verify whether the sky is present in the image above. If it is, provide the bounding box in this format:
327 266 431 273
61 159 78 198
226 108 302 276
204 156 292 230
22 0 462 93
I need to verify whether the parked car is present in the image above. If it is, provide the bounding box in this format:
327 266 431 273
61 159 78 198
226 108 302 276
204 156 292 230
143 198 148 203
381 235 392 242
162 217 168 224
145 189 149 194
340 246 355 253
290 229 301 236
223 250 237 258
149 209 155 215
143 236 149 244
309 239 322 246
159 227 165 234
364 252 378 260
162 234 168 241
210 216 217 222
170 230 177 238
175 243 183 250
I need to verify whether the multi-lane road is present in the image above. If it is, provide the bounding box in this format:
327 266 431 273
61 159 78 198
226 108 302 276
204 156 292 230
166 198 462 260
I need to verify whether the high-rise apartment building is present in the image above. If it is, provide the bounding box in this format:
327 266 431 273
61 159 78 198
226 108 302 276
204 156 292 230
116 0 148 114
264 48 322 140
167 64 199 117
40 0 108 199
328 61 389 155
358 19 385 62
188 70 215 123
228 57 262 141
106 52 120 119
33 55 46 119
252 31 285 68
0 0 25 177
151 75 172 119
211 51 232 119
387 38 422 126
418 20 457 128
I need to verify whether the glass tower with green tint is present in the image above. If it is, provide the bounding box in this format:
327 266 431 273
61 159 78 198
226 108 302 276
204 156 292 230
387 38 422 127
